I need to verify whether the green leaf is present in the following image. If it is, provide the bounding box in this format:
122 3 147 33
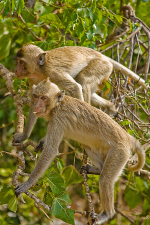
120 120 131 126
136 177 148 191
87 28 94 40
115 15 123 23
8 196 17 212
52 198 75 225
2 0 10 17
40 13 64 28
0 1 5 12
97 11 102 24
125 188 142 209
0 34 11 60
58 192 72 204
0 168 12 177
0 185 14 205
11 0 16 13
144 218 150 225
13 78 22 93
127 129 134 135
62 165 83 186
142 199 150 214
47 172 65 197
16 0 24 15
77 8 88 18
75 22 84 39
43 186 54 206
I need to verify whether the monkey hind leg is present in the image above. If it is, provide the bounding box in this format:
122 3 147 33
96 146 130 224
91 93 117 116
81 83 91 103
80 163 102 175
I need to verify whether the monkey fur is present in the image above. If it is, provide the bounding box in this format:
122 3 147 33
15 78 145 225
13 44 148 143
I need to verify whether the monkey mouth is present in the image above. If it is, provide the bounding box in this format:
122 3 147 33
33 111 46 116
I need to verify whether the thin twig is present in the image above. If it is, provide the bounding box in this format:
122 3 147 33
115 208 134 223
19 14 43 41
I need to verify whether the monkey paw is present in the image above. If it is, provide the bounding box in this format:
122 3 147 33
80 165 89 174
15 181 31 197
93 212 110 225
35 140 44 153
13 133 27 143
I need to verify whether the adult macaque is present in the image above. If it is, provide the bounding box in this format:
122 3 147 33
15 79 145 225
13 44 148 143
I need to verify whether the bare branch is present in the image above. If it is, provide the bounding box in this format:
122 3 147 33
19 14 43 41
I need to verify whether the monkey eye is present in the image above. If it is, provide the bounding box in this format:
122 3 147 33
20 60 24 65
41 96 47 100
33 94 38 99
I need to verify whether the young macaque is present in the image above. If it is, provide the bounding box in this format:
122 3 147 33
13 44 148 144
15 78 145 225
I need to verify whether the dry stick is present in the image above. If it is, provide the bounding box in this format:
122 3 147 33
119 44 130 59
19 14 43 41
138 39 148 50
114 71 121 107
137 50 148 75
101 26 141 54
81 150 96 225
110 74 149 128
117 88 150 119
34 202 53 221
121 30 138 66
141 26 150 80
134 37 141 74
115 208 134 224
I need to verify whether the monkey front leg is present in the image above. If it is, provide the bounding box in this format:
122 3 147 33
53 73 84 101
15 143 58 196
13 105 37 143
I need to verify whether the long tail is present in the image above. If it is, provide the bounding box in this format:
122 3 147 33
108 57 148 91
128 140 145 172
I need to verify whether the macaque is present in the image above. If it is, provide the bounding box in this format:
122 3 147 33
15 79 145 225
13 44 148 143
13 44 148 144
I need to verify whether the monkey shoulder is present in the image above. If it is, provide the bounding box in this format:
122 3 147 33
47 46 102 60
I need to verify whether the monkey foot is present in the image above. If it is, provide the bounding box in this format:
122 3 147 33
93 212 110 225
15 181 31 197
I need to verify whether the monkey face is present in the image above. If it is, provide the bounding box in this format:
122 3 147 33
32 94 49 116
15 59 29 78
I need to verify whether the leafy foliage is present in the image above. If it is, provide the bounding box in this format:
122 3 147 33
0 0 150 225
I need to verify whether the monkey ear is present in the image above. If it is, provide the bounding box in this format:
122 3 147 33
57 90 65 102
37 53 46 66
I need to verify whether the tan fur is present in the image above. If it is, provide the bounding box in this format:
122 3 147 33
13 44 148 143
15 79 145 225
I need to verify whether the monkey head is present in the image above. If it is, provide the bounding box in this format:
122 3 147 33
14 44 46 79
32 78 65 116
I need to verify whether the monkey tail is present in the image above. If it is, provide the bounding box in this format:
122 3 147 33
128 140 145 172
108 57 148 91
